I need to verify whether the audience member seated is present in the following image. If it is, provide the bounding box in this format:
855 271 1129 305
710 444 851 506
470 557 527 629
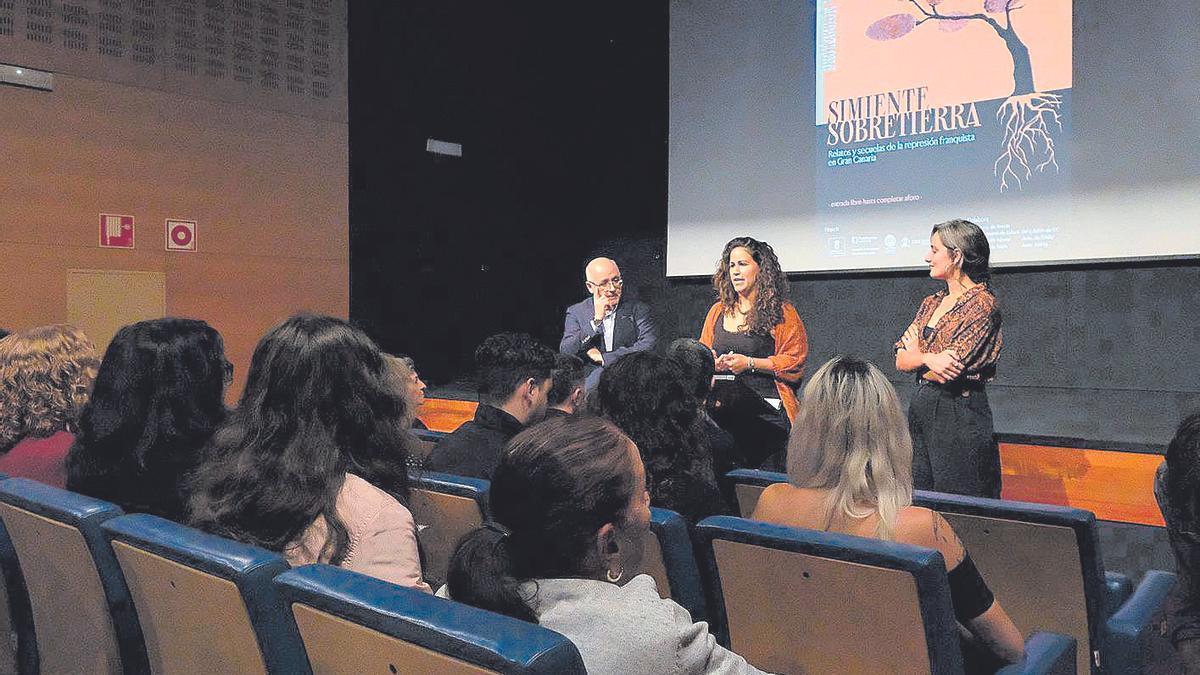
391 353 429 430
443 416 764 674
425 333 555 479
388 354 434 470
188 314 429 592
544 353 587 420
1154 410 1200 670
752 355 1023 670
590 352 730 523
65 318 229 522
667 338 740 506
0 325 98 487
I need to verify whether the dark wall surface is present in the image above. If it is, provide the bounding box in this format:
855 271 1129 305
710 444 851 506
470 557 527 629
349 2 1200 449
350 1 668 380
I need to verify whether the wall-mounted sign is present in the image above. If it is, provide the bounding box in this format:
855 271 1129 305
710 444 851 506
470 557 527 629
165 219 197 252
99 213 135 248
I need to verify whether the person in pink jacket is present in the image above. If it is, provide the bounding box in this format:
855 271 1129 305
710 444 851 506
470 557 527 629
187 314 429 592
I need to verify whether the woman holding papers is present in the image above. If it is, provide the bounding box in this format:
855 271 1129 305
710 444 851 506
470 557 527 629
700 237 808 468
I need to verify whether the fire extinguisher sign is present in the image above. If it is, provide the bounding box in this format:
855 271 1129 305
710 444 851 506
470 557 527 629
165 219 197 252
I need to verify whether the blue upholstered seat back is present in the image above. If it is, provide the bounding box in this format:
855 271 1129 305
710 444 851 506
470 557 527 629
275 563 586 674
695 514 964 673
0 477 148 674
101 512 308 674
0 474 35 674
413 428 448 444
726 468 787 518
911 490 1105 675
642 507 707 622
409 471 491 588
724 468 1135 674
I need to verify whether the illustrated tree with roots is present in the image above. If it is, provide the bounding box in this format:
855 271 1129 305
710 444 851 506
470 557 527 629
866 0 1062 192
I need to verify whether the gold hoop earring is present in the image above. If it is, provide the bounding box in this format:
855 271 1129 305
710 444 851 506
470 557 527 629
606 564 623 583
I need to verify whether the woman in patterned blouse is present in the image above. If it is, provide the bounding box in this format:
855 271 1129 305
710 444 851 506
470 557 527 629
894 219 1004 498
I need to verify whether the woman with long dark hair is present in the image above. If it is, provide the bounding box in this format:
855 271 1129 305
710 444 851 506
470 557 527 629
700 237 808 469
188 314 428 591
444 416 763 674
895 219 1004 497
589 352 730 522
67 318 229 520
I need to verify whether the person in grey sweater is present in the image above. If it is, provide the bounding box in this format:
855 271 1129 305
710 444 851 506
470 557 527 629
442 416 766 675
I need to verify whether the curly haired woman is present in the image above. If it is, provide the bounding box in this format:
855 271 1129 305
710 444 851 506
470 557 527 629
700 237 808 468
589 352 731 522
0 325 99 487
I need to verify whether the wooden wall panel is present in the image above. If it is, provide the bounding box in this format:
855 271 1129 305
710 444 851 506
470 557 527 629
0 73 347 395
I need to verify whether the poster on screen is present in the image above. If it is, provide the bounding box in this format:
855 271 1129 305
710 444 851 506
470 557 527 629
165 219 197 252
98 213 135 249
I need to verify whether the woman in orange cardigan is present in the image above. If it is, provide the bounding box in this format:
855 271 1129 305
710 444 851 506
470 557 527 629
700 237 808 467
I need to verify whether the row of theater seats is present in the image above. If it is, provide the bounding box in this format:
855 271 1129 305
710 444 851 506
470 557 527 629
725 470 1176 675
410 426 1174 674
0 461 1175 674
0 475 583 675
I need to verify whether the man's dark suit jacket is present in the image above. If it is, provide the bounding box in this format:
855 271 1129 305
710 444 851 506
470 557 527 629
559 298 656 388
424 404 525 479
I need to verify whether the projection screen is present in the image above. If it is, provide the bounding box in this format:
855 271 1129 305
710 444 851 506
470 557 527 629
667 0 1200 276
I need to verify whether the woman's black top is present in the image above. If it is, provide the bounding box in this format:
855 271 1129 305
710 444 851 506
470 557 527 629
948 552 995 623
711 319 777 400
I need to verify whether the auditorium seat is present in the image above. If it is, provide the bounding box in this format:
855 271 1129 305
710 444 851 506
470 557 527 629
409 471 490 588
695 515 1076 674
725 469 1174 674
0 474 35 675
910 490 1175 675
275 563 586 674
637 507 707 623
0 521 17 675
0 478 148 674
726 468 788 518
413 428 448 444
101 513 308 674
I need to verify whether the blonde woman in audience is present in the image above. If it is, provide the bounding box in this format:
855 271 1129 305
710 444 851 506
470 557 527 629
388 353 435 468
445 416 765 674
188 314 429 592
753 355 1023 670
390 354 429 429
0 325 99 487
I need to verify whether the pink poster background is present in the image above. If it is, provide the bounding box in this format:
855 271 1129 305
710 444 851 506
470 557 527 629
821 0 1072 119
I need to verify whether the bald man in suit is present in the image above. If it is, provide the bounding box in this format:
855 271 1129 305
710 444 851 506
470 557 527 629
559 257 657 391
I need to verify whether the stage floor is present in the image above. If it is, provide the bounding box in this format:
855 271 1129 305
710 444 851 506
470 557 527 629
421 382 1179 528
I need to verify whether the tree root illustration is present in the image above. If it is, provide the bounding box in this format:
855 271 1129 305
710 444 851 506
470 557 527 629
994 92 1062 192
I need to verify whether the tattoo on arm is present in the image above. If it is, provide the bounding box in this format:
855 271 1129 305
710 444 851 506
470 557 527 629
932 513 966 568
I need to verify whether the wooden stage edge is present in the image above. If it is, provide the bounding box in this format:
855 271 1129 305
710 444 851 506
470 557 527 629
419 398 1166 528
